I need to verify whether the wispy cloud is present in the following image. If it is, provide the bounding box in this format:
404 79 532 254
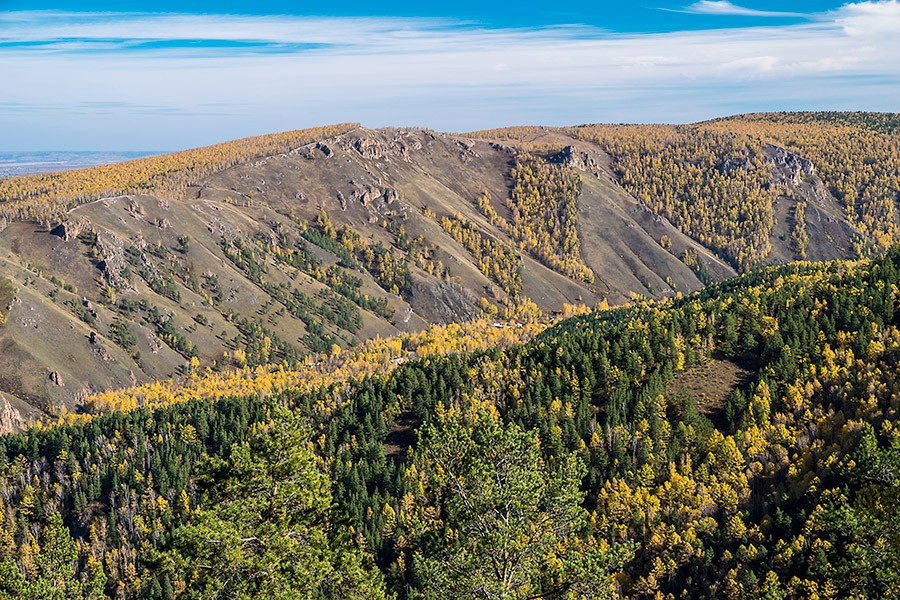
676 1 810 18
0 4 898 149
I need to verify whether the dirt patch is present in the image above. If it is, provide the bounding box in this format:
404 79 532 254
384 411 420 458
668 356 754 418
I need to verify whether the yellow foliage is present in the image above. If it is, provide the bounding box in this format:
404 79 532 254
78 317 554 418
0 124 356 224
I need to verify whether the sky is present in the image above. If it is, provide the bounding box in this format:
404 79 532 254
0 1 898 150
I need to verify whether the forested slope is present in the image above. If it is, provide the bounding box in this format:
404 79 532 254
0 124 722 428
0 111 895 440
711 112 900 251
0 246 899 598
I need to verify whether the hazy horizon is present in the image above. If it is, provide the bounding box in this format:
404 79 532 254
0 150 164 177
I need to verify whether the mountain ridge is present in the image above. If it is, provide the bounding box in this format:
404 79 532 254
0 112 896 428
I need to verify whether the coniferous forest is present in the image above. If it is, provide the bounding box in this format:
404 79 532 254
1 243 899 599
2 0 898 591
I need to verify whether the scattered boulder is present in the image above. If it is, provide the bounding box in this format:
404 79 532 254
88 332 112 361
146 332 161 354
127 200 145 217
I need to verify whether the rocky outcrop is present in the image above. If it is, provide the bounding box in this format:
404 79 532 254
315 142 333 158
765 144 829 203
95 231 130 289
767 144 816 186
353 137 384 160
51 217 91 241
456 140 481 162
553 146 604 179
0 397 26 435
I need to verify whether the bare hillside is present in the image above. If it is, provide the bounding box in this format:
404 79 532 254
0 118 884 428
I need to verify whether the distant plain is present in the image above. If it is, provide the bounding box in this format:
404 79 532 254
0 151 161 178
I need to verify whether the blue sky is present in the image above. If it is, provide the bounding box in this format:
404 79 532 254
0 1 834 31
1 1 898 150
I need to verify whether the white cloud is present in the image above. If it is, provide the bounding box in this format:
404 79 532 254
0 4 898 149
832 0 900 35
677 1 809 18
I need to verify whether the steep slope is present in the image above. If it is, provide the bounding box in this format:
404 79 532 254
199 127 727 301
0 127 711 425
764 142 859 263
0 114 893 427
711 112 900 250
564 122 873 270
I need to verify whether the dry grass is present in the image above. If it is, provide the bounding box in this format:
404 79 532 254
0 277 14 322
669 356 754 417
